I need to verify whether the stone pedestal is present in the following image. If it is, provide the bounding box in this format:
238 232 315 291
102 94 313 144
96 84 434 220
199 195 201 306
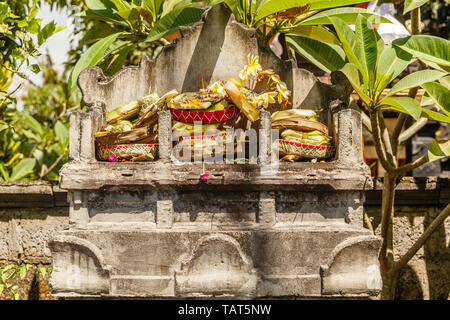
49 5 381 298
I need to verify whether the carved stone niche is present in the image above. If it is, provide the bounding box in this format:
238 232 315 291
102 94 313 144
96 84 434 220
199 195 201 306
50 5 381 298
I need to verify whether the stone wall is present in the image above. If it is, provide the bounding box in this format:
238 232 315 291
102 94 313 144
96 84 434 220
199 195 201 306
0 178 448 299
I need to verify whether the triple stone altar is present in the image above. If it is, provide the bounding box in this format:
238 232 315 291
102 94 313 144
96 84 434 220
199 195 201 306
49 5 382 298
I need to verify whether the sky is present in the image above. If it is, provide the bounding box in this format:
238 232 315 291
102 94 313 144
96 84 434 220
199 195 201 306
22 3 78 86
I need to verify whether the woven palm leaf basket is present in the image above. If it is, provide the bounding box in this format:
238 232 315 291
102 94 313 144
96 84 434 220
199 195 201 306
97 144 158 161
275 139 335 159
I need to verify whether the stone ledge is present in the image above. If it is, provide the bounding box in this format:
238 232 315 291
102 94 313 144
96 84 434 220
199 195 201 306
0 177 448 207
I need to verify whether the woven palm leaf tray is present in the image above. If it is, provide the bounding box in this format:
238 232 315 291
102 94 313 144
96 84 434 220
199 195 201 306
275 139 335 159
170 107 241 123
98 144 158 161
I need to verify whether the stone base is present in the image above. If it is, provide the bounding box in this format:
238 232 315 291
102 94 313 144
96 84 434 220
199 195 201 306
49 225 381 298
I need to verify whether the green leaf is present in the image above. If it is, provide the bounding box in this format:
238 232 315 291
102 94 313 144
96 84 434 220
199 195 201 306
28 64 40 74
101 43 132 76
421 81 450 116
355 14 378 90
393 35 450 67
428 139 450 162
299 7 391 26
207 0 225 5
110 0 131 11
310 0 369 10
13 291 19 300
0 284 3 295
10 158 36 181
0 164 9 181
328 16 364 76
403 0 428 14
339 63 372 106
19 266 27 280
24 114 43 137
68 31 123 90
79 22 120 47
387 70 447 97
286 34 346 74
39 266 46 279
146 7 204 42
375 45 413 93
380 96 422 120
0 2 10 23
38 21 55 46
288 25 340 45
255 0 322 22
26 19 40 34
55 121 69 147
421 109 450 123
143 0 163 19
83 0 128 26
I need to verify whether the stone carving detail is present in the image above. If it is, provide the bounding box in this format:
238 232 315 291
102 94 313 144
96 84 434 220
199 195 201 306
320 235 382 296
175 234 258 296
49 235 111 296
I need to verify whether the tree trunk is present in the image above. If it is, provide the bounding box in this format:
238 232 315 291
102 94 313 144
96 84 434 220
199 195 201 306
380 269 399 300
378 173 397 299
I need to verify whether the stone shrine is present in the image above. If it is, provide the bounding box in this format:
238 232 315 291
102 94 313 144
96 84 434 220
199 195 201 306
49 5 382 298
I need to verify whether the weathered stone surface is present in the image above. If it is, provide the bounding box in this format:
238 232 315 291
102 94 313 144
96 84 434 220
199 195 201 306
0 179 448 299
0 207 68 264
48 225 375 298
321 235 382 296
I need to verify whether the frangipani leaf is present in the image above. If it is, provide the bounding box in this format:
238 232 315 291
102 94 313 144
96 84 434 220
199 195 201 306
288 25 340 45
393 35 450 67
428 139 450 162
68 32 123 90
146 7 203 42
355 14 378 90
340 63 372 105
299 7 391 26
286 34 346 74
255 0 322 21
328 16 364 76
310 0 369 11
421 109 450 124
387 70 447 97
421 81 450 116
375 45 413 93
403 0 429 14
380 96 422 120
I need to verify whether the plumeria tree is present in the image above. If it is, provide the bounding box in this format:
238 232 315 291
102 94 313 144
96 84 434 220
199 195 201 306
287 3 450 299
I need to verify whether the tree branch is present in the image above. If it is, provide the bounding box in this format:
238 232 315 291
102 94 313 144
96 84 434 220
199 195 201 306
394 153 429 176
39 153 66 179
370 111 395 172
377 110 397 168
399 117 429 144
393 202 450 272
350 98 372 132
379 173 396 272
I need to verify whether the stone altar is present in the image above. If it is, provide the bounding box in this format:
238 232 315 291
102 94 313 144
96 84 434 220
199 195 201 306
49 5 382 298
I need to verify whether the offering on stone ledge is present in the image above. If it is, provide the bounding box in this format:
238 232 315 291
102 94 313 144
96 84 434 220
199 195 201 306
273 109 335 161
93 54 334 163
95 90 178 162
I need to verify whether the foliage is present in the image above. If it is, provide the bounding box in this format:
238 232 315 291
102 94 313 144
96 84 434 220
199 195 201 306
67 0 206 90
286 3 450 299
287 14 450 153
0 263 51 300
0 54 80 181
208 0 390 51
0 0 66 112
